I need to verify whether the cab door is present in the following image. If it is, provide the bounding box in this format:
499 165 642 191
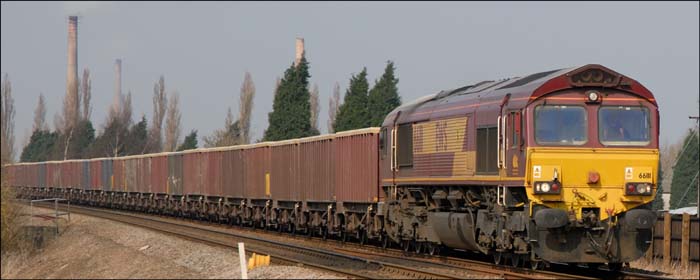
505 110 525 177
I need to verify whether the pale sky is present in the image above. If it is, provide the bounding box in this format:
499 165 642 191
1 1 698 157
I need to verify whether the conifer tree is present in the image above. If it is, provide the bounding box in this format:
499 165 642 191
334 68 369 132
368 61 401 127
652 158 664 211
20 130 58 162
177 130 198 151
670 129 699 208
264 56 316 141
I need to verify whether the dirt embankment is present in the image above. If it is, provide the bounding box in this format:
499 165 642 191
1 209 343 279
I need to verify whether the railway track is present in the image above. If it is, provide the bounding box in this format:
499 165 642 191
30 202 470 279
31 201 671 279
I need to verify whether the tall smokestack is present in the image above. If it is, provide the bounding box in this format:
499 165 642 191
113 59 122 114
295 37 305 67
66 16 79 121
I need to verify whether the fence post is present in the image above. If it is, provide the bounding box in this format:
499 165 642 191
645 223 654 261
681 213 690 267
663 212 671 265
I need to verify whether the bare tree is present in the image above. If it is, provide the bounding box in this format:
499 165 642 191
33 93 48 132
225 107 234 130
150 76 167 152
203 108 240 148
238 72 255 144
164 92 181 152
327 82 341 133
1 74 16 163
81 68 92 121
53 113 64 137
310 83 320 132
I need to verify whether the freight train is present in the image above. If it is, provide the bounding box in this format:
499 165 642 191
5 64 659 270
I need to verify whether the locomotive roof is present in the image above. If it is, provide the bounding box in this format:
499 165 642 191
388 64 655 124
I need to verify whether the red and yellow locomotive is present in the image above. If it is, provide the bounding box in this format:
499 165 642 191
378 64 658 269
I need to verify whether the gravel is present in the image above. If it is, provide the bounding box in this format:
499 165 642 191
1 210 345 279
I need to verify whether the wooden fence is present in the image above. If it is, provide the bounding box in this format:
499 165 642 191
646 212 699 266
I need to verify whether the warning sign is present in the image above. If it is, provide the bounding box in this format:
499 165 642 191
533 165 541 179
625 167 633 180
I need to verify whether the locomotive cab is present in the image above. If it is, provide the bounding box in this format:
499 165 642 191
525 77 659 265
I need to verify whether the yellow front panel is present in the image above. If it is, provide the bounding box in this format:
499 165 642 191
526 147 658 220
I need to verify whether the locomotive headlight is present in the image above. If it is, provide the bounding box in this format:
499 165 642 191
535 183 541 192
587 91 600 103
541 182 551 193
636 183 652 194
626 182 653 195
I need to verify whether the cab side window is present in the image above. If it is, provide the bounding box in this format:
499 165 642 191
510 111 521 148
476 126 498 174
397 124 413 167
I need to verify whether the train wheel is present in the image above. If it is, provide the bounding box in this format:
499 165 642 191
307 227 313 237
608 262 623 271
530 260 541 270
511 254 522 268
321 227 328 240
341 231 348 243
493 251 502 265
277 223 283 233
414 242 423 254
359 230 367 246
402 240 411 253
427 243 439 256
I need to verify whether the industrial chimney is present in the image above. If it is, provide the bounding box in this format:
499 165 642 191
113 59 122 114
66 16 79 117
295 37 305 66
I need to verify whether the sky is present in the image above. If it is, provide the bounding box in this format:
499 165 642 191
1 1 698 156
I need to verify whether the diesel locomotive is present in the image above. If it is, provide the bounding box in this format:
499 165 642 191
5 64 658 270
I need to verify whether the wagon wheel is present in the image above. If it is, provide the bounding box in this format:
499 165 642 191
493 251 502 265
608 262 623 272
277 223 284 233
414 242 423 254
427 243 439 256
341 231 348 243
359 230 367 246
307 227 314 237
511 254 522 268
322 227 328 240
290 224 296 235
402 240 411 253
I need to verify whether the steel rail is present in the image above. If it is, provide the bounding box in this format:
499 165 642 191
32 202 461 279
31 201 672 279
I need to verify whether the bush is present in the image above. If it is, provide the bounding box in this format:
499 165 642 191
1 167 24 254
